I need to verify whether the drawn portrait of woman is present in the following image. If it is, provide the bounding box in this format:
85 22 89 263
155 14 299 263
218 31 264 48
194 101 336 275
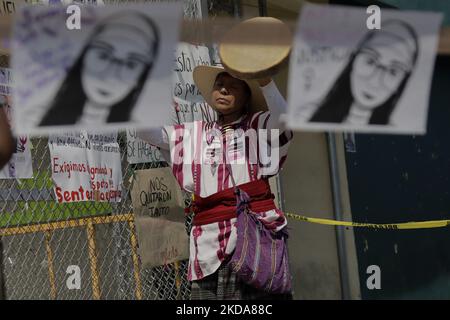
39 11 160 126
307 20 419 126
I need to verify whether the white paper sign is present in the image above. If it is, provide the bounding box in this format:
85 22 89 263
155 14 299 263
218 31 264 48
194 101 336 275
0 67 33 179
172 42 217 124
126 128 163 164
0 134 34 179
287 4 443 134
48 131 122 203
12 3 183 135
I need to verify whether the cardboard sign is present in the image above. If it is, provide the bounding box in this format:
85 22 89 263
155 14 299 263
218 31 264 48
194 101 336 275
131 167 188 268
0 0 22 16
48 131 122 203
134 217 189 268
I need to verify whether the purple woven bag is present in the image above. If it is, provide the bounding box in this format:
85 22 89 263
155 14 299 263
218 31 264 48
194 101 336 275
228 187 292 294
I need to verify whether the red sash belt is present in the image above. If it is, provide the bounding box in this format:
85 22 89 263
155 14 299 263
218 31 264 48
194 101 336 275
192 179 276 226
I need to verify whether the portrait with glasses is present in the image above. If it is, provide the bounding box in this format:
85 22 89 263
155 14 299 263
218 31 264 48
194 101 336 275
307 20 419 126
39 11 160 126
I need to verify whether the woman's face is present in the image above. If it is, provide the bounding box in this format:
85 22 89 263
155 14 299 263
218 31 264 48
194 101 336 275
211 73 250 117
81 26 155 107
350 34 413 110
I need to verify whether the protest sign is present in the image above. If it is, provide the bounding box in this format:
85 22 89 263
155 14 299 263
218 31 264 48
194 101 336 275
0 0 21 16
134 217 189 268
126 128 163 164
287 4 443 134
172 43 217 124
131 167 188 268
48 131 122 203
0 67 33 179
130 167 184 222
12 3 183 135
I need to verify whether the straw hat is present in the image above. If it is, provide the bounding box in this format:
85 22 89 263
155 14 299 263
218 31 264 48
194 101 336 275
193 65 268 114
219 16 292 80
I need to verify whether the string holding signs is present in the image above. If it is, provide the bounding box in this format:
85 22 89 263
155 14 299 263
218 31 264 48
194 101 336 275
130 167 184 222
286 4 443 135
11 3 183 135
48 131 122 203
130 167 188 268
0 0 21 16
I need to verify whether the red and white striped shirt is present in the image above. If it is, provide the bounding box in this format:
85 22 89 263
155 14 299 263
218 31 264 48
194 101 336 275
139 81 293 280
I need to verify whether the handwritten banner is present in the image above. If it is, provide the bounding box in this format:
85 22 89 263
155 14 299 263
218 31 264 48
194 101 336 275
131 167 187 267
48 131 122 203
134 217 189 268
130 167 184 221
0 0 22 16
126 128 163 164
172 43 217 124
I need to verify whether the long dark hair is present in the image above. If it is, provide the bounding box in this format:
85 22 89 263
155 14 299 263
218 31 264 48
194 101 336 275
310 20 419 125
39 12 159 126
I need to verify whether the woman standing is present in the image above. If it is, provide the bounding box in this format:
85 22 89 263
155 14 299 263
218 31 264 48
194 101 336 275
139 65 293 300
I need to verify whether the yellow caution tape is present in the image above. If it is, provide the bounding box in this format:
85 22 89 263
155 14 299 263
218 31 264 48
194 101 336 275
285 212 450 230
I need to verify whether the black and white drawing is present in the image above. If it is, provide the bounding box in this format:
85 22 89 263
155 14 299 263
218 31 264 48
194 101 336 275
40 12 160 125
12 3 182 135
287 4 443 134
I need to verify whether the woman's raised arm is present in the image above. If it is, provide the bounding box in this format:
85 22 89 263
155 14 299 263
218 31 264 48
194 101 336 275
258 78 288 131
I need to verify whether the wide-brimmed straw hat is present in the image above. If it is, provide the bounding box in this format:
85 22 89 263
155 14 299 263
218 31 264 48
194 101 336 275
193 65 268 114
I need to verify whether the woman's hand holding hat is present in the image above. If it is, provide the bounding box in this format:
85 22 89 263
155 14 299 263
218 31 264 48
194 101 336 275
218 17 292 80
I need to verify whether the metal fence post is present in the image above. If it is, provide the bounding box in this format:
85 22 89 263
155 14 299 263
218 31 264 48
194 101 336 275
327 133 351 300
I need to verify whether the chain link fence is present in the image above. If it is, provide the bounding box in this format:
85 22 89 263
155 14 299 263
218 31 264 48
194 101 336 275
0 132 193 300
